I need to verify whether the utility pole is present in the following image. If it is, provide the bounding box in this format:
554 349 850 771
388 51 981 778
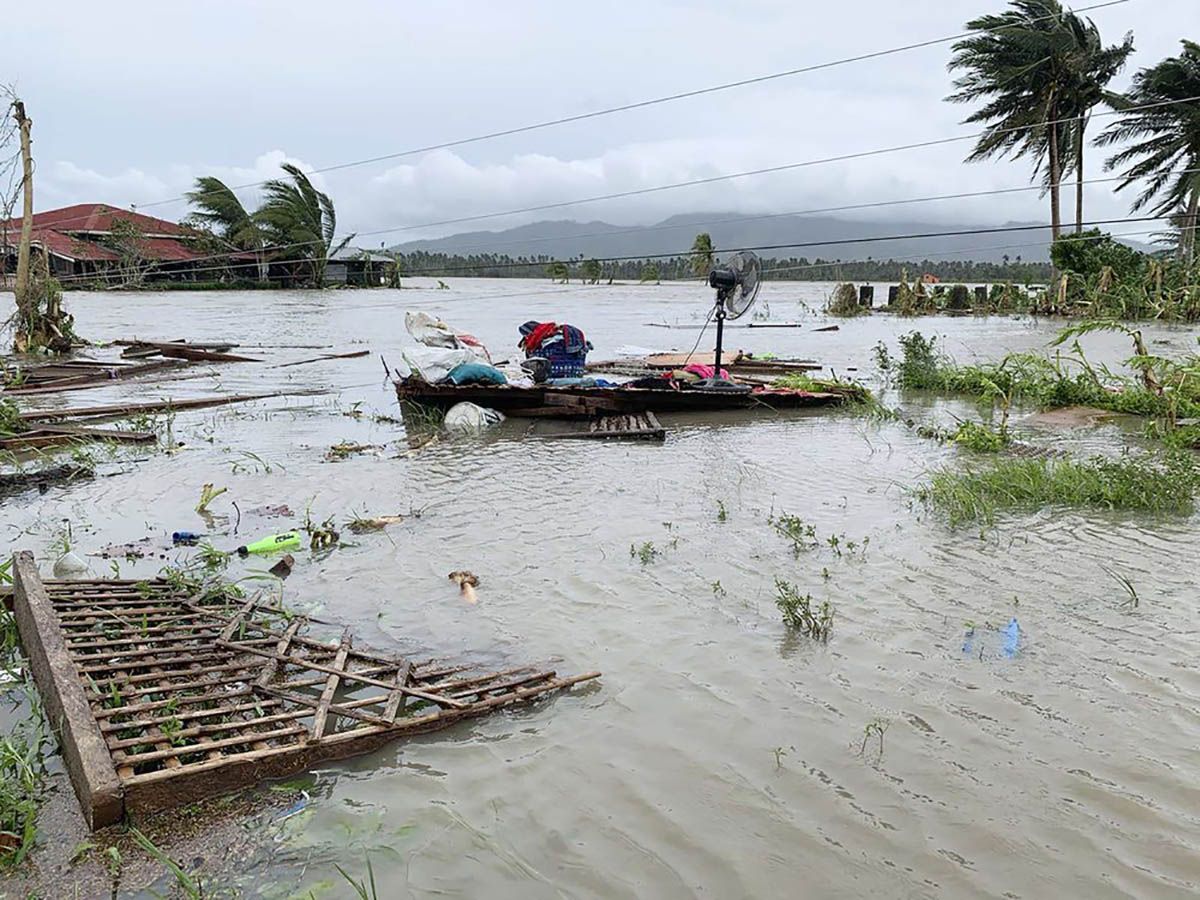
12 99 34 349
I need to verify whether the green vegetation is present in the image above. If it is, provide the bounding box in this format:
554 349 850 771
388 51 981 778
876 329 1200 429
916 452 1200 524
385 250 1051 284
947 0 1134 237
1097 39 1200 266
689 232 715 277
0 711 47 869
630 541 660 565
185 163 354 287
826 282 868 317
546 260 570 283
0 398 25 437
774 578 834 642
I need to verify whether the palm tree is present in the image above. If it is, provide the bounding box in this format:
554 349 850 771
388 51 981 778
1096 41 1200 265
1060 19 1134 232
256 164 353 287
689 232 715 277
947 0 1081 240
184 176 269 281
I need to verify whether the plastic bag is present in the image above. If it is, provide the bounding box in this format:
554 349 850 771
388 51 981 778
401 347 479 384
444 402 505 434
406 311 492 362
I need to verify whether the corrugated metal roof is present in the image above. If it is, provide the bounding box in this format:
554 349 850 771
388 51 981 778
329 246 393 263
0 204 190 237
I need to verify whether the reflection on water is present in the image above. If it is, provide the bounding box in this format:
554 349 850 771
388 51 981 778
3 280 1199 898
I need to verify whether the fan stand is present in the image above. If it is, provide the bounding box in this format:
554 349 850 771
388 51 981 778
695 287 752 393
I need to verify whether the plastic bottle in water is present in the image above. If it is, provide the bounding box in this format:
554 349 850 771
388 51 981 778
236 532 301 556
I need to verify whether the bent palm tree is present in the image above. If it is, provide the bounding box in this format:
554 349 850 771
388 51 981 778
1097 41 1200 264
257 164 353 287
184 177 269 281
947 0 1078 239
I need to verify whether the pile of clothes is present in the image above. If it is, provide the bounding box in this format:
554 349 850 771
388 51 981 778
626 362 731 390
518 321 592 378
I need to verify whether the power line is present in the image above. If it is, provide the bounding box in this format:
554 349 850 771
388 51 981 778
114 0 1129 214
13 0 1134 238
353 96 1195 240
41 93 1199 284
386 170 1193 258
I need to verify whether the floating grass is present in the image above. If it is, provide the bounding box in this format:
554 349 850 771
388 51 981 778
915 453 1200 525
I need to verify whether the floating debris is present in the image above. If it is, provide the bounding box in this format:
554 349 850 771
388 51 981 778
448 571 479 603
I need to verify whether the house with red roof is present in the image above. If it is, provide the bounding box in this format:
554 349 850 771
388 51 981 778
0 203 250 285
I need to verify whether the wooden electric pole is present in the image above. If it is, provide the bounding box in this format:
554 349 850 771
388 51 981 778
12 101 32 315
10 98 38 351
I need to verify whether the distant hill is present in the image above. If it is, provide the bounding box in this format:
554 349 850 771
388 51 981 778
390 212 1063 264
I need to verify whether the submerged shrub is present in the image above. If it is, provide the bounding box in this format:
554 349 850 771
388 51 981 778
826 282 868 317
915 452 1200 525
774 578 834 641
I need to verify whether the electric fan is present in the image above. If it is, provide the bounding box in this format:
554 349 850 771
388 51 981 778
697 250 762 391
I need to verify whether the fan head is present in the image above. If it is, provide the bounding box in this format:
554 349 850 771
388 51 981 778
709 251 762 319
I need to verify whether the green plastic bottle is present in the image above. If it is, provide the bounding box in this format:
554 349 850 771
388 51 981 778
236 532 301 556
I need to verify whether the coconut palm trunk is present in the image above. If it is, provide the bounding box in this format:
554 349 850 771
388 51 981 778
1048 103 1062 240
1075 121 1086 233
1185 188 1200 265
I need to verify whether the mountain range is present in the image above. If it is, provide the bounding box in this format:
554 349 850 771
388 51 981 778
389 212 1062 263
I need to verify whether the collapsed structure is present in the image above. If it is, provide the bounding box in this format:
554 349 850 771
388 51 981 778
9 553 599 829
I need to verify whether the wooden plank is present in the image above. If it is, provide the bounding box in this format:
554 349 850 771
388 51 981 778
311 630 352 739
19 392 285 423
221 640 469 709
254 619 303 687
273 350 370 369
10 552 125 828
257 684 395 728
382 661 412 722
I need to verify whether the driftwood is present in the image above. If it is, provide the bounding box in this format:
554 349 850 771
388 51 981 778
0 426 156 451
273 350 371 369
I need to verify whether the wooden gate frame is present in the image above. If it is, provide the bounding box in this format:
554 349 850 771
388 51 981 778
9 552 598 828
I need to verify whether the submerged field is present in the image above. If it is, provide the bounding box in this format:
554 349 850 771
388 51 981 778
2 279 1199 898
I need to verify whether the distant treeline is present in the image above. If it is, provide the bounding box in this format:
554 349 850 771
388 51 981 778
393 250 1053 284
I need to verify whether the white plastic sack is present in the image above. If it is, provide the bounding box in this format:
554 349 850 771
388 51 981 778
401 347 478 384
405 311 492 363
444 402 505 434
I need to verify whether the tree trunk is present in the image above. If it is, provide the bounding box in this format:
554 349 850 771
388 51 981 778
1047 110 1062 242
1074 120 1085 234
1185 187 1200 266
13 100 34 347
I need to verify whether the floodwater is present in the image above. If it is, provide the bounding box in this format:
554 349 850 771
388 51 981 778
3 279 1200 898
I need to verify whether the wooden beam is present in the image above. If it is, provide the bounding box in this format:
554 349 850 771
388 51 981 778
311 629 351 738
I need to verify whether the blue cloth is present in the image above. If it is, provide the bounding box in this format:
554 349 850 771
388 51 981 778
546 376 620 388
446 362 508 385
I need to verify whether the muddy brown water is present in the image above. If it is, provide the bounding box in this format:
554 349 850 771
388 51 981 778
2 280 1199 898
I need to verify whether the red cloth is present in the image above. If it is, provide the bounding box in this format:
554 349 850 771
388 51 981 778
520 322 560 353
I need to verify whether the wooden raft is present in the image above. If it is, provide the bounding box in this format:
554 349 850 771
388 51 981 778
547 412 666 442
9 553 599 829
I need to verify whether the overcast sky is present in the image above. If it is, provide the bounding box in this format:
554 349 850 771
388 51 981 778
4 0 1193 246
